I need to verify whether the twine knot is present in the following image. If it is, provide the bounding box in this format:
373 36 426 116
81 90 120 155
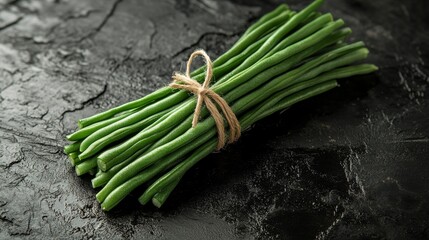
169 50 241 150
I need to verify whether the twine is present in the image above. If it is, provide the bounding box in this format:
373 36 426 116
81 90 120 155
170 50 241 150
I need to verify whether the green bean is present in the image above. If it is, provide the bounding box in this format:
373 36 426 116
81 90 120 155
301 12 322 25
97 128 169 171
64 141 81 154
75 157 97 176
296 48 369 81
91 145 151 188
262 13 333 60
68 107 141 141
68 152 80 166
151 177 182 208
240 4 289 39
79 107 171 159
78 87 173 128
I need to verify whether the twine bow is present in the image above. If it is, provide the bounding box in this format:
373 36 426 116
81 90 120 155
169 50 241 150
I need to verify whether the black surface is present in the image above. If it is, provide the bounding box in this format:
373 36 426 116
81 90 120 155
0 0 428 239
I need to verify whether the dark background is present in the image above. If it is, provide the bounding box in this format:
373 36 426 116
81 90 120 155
0 0 428 239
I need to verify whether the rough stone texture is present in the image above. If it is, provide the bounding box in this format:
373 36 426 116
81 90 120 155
0 0 428 239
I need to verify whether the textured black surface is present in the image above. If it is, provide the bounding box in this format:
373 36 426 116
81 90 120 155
0 0 428 239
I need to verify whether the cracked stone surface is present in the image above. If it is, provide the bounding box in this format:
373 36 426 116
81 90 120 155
0 0 428 239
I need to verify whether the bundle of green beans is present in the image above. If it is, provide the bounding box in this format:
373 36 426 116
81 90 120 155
64 0 377 211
